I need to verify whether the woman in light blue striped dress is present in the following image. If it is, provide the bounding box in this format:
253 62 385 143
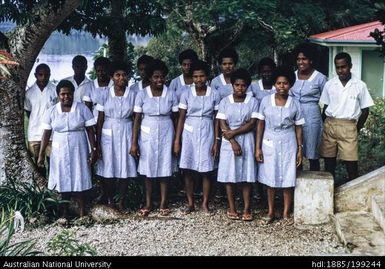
251 57 276 103
168 49 198 101
130 59 179 217
216 68 259 221
255 66 304 225
291 43 327 171
38 80 97 218
95 61 137 211
174 60 220 215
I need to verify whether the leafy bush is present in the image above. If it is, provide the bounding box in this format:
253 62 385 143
0 210 40 256
358 97 385 174
0 181 66 225
47 230 96 256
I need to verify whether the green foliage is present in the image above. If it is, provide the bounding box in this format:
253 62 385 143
0 181 65 225
47 229 96 256
137 24 198 81
0 211 40 256
58 0 166 38
358 98 385 174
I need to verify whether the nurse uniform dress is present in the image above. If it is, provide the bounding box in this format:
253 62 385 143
134 86 179 178
216 94 259 183
41 102 96 192
256 95 305 188
96 87 137 179
251 79 276 103
178 86 220 172
290 70 326 159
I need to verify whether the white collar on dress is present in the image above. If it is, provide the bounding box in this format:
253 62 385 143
109 86 130 98
145 85 167 98
258 79 275 92
191 86 211 97
179 74 186 86
229 93 251 104
93 79 113 89
271 94 291 108
56 101 77 114
295 70 319 82
219 73 229 86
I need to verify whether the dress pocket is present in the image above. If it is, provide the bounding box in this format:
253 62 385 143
262 139 274 156
140 125 151 134
51 142 60 149
183 123 194 133
102 128 112 136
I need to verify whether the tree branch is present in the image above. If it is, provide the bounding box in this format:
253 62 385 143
8 0 81 89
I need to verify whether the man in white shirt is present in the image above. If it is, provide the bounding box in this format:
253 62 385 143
64 55 93 110
320 52 374 184
24 63 58 174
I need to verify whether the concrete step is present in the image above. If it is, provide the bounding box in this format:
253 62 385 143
371 195 385 234
334 211 385 255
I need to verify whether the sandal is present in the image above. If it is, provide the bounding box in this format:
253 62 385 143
137 208 151 217
180 207 195 215
258 215 275 225
242 212 253 221
202 208 215 217
226 211 240 220
281 217 294 226
158 208 171 217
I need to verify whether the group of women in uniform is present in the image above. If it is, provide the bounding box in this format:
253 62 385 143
37 43 326 225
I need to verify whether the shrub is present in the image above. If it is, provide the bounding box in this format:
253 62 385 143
0 210 40 256
0 181 66 225
47 230 96 256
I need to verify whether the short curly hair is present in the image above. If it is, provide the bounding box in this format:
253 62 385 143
109 61 131 77
189 60 211 77
217 48 239 65
145 59 169 78
56 79 75 95
272 66 296 87
230 68 251 86
178 49 198 64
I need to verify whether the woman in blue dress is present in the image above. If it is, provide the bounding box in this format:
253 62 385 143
95 61 137 211
216 68 259 221
255 66 304 225
174 60 220 215
38 80 97 218
130 59 179 217
251 57 276 103
291 43 327 171
168 49 198 101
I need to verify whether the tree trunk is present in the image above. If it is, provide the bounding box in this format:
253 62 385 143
0 0 81 185
108 0 128 62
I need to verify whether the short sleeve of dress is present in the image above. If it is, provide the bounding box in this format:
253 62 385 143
251 98 260 118
256 97 266 120
293 100 305 125
179 90 189 110
216 98 227 120
171 90 179 112
82 104 96 127
95 90 108 112
134 90 145 113
41 106 54 130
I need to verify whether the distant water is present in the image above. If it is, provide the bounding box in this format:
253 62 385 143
22 30 149 87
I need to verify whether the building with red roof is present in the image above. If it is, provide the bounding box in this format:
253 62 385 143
309 21 384 97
